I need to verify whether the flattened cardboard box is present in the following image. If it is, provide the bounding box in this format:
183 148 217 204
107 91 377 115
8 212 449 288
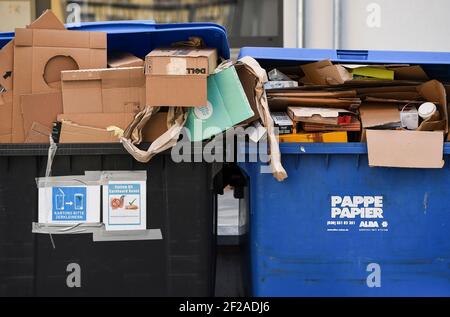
145 48 218 107
61 67 145 114
12 28 107 142
0 91 12 143
0 10 65 91
108 51 144 68
59 121 119 143
57 112 135 130
20 91 62 142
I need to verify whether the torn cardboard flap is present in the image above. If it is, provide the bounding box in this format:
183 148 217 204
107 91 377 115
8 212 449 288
0 91 13 142
26 9 65 30
236 62 260 124
57 112 136 130
141 112 169 143
391 65 429 81
108 51 144 68
367 130 444 168
61 67 145 113
300 60 352 85
25 122 52 144
359 103 400 128
316 65 352 85
59 121 120 143
21 91 62 139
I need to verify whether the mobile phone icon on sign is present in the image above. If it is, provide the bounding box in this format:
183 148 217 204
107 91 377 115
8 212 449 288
74 194 84 210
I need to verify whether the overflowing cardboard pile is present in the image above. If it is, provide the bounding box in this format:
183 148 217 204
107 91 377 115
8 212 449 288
0 10 258 146
262 60 448 168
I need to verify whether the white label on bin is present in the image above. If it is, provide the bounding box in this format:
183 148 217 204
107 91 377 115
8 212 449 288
103 180 147 231
38 185 101 224
327 195 388 232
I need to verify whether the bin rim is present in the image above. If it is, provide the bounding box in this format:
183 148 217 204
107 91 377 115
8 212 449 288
238 46 450 65
238 141 450 155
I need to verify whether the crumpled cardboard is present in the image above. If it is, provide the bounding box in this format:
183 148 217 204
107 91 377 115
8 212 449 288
300 60 352 85
25 122 53 144
121 107 188 162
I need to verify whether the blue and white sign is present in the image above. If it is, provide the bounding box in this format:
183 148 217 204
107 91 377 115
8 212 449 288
52 187 87 221
38 185 101 224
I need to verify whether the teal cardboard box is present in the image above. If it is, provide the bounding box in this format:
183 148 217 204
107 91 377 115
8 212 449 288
185 66 255 142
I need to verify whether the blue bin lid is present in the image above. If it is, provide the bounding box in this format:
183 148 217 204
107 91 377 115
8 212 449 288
239 47 450 82
0 20 230 59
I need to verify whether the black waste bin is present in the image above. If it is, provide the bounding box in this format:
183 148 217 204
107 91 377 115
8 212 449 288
0 144 222 296
0 20 230 296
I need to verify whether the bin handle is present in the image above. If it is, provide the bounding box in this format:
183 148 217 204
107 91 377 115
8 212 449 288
336 50 369 61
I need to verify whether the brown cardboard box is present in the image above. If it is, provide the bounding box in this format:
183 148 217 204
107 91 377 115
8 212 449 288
57 113 135 130
59 121 120 143
108 51 144 68
0 10 65 91
363 80 447 168
12 28 107 142
61 67 145 114
367 130 444 168
20 91 62 140
145 48 218 107
0 91 13 142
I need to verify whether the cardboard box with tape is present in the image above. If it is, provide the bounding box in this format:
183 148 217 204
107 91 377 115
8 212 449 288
145 48 218 107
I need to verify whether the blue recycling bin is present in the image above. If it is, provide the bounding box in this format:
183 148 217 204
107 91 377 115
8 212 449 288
237 47 450 297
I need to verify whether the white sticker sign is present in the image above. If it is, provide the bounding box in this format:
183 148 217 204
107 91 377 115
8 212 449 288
103 180 147 231
38 185 101 224
326 195 388 232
